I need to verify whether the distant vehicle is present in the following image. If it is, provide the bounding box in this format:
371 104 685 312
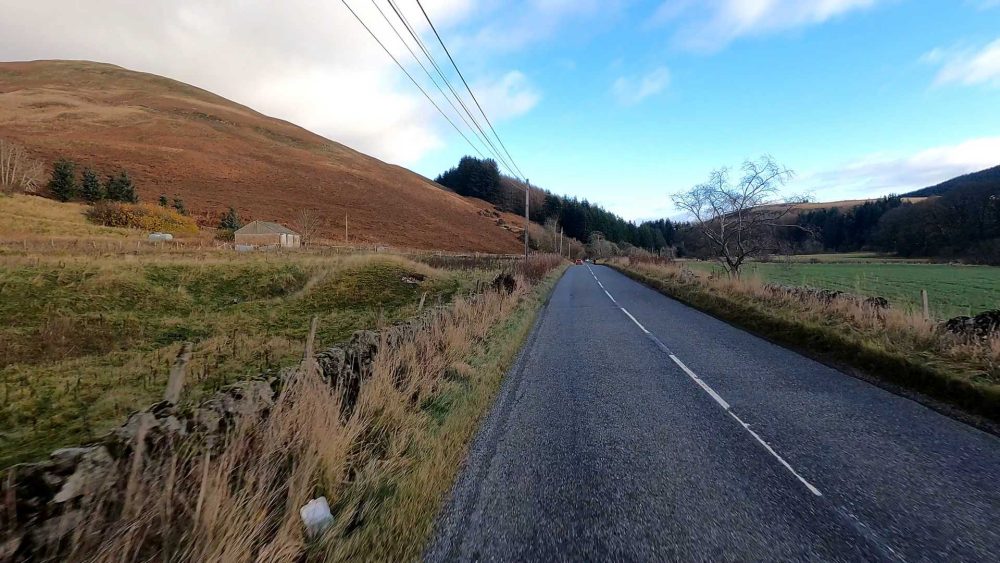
575 259 584 265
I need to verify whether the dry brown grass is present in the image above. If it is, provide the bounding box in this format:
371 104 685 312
47 262 563 561
610 258 1000 417
0 60 523 253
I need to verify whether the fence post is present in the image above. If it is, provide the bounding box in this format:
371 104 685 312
921 289 930 321
304 315 318 360
300 316 319 378
418 292 428 312
164 342 193 404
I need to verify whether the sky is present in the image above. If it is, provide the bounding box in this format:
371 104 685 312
1 0 999 221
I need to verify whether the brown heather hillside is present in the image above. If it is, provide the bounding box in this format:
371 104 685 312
0 60 523 253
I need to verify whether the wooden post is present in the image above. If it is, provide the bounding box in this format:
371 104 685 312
123 414 151 518
921 289 930 321
418 292 428 312
164 342 193 404
345 212 348 245
524 179 530 259
304 315 318 360
195 451 211 524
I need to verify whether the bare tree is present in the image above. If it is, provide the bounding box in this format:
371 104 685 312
587 231 619 259
293 208 322 246
672 155 808 277
0 139 44 195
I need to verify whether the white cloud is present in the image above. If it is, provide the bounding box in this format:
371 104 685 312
451 0 625 55
0 0 536 165
473 71 541 120
922 38 1000 88
651 0 884 52
796 137 1000 198
613 67 671 105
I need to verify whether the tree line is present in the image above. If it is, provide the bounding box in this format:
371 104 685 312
435 156 677 252
439 155 999 267
774 183 999 264
47 159 140 205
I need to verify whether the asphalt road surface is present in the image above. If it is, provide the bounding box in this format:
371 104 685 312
428 264 1000 562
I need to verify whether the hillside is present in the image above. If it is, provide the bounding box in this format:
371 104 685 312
0 60 523 253
904 164 1000 197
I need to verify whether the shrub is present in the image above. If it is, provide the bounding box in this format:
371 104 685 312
0 138 44 195
515 253 564 283
85 201 199 235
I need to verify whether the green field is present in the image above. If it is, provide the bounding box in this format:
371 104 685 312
688 260 1000 319
0 252 490 468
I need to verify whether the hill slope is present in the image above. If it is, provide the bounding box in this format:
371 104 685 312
904 164 1000 197
0 60 523 253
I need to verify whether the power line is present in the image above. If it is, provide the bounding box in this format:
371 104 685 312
339 0 488 160
368 0 499 166
414 0 527 180
385 0 522 179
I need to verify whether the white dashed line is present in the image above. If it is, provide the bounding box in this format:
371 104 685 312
620 308 649 333
585 264 823 498
668 354 731 411
729 411 823 497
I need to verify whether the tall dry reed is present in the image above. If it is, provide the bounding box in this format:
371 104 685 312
62 282 529 562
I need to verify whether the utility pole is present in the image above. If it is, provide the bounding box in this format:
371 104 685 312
344 212 348 245
559 228 563 257
523 179 530 259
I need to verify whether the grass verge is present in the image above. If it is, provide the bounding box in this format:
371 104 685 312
325 263 566 561
35 256 566 561
608 260 999 425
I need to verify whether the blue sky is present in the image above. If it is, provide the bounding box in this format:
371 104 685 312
3 0 999 221
407 0 1000 220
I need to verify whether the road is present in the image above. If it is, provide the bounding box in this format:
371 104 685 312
428 264 1000 562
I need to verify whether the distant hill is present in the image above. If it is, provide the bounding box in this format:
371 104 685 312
0 60 524 253
903 164 1000 197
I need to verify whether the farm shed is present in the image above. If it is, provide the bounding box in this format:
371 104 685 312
234 221 301 248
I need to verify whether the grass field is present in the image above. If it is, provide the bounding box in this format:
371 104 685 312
0 250 494 468
688 260 1000 319
0 193 132 238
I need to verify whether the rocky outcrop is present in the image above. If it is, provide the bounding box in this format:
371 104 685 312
762 283 891 310
0 318 428 560
491 273 517 295
943 310 1000 338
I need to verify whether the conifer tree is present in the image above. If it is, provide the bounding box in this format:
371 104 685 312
172 197 187 215
218 207 242 230
158 194 169 207
48 159 77 202
103 174 117 201
79 167 103 203
115 171 138 203
105 170 138 203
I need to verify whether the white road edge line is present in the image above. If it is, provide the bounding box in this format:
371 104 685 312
604 290 618 304
729 411 823 497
